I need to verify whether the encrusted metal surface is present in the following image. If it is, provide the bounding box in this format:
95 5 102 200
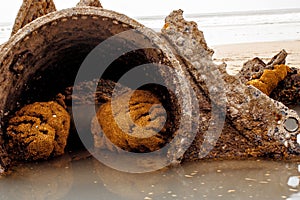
11 0 56 36
237 49 287 84
0 4 189 172
0 6 136 171
0 2 300 174
161 10 300 157
77 0 103 7
271 67 300 105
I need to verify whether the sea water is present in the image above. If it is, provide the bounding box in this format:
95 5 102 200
1 8 300 45
0 22 11 44
1 153 300 200
135 8 300 45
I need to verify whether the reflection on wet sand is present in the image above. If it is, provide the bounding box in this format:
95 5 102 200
0 154 73 200
95 158 300 200
1 151 300 200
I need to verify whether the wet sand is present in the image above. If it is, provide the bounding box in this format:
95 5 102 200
212 40 300 75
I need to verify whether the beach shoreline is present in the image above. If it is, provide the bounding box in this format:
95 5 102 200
212 40 300 75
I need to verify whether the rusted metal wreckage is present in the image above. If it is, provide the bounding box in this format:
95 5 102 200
0 0 299 173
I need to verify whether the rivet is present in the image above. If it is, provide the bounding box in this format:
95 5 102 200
284 117 299 133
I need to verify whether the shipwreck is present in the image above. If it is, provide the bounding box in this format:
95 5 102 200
0 0 299 174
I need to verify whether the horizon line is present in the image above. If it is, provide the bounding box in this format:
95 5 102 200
1 7 300 23
134 7 300 19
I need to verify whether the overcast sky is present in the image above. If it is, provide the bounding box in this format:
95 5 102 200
0 0 300 22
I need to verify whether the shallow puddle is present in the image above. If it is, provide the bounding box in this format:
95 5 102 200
1 153 300 200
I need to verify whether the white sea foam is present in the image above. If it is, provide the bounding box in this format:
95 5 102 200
0 22 11 44
135 8 300 45
0 8 299 45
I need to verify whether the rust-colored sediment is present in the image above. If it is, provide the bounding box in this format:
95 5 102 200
6 101 70 160
92 90 169 153
247 64 290 95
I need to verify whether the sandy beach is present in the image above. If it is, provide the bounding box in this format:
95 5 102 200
212 40 300 75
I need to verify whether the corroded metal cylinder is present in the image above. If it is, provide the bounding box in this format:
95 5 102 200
0 2 300 173
0 6 193 171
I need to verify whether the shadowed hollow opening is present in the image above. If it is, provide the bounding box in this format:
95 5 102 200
2 13 181 153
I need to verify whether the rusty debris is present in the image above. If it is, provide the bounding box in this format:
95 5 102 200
247 64 290 95
11 0 56 36
237 49 288 84
76 0 103 8
271 67 300 105
161 9 300 162
238 50 299 105
0 1 299 174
